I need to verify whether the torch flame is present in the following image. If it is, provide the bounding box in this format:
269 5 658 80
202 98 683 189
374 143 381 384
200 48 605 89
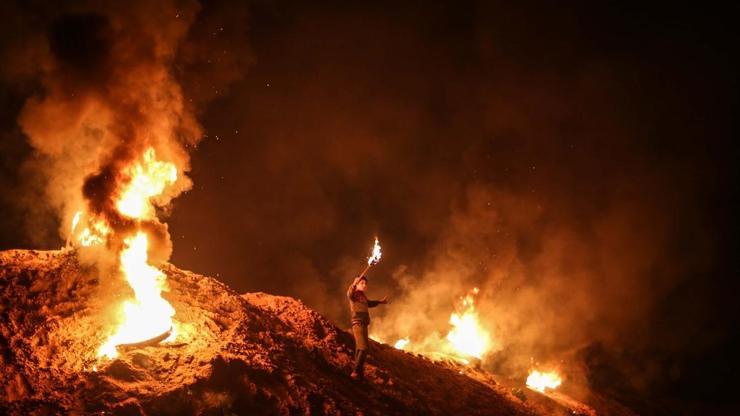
445 288 491 359
368 237 382 265
526 370 562 392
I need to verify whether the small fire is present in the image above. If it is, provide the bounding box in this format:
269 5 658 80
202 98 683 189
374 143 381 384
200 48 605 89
445 288 491 359
526 370 562 392
368 237 382 265
394 338 410 350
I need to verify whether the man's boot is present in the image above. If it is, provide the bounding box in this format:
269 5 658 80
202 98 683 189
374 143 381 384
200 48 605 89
351 349 367 379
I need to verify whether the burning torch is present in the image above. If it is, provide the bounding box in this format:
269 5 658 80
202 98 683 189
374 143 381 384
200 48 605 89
358 237 382 279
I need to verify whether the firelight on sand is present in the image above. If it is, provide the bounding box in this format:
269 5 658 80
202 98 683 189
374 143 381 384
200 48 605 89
526 370 563 392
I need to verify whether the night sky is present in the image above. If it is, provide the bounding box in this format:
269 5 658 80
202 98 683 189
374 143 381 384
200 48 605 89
1 1 737 412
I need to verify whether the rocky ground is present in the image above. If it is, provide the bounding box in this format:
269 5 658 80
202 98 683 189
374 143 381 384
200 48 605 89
1 249 625 415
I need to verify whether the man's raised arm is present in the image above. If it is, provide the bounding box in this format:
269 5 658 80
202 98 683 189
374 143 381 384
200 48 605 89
347 277 360 301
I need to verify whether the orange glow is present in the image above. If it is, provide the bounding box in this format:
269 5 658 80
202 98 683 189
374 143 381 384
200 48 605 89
526 370 562 392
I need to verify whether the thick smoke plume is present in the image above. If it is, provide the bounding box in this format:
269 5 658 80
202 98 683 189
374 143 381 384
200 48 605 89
17 2 202 260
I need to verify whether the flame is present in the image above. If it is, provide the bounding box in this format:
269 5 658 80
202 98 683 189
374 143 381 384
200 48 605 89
445 288 491 359
77 216 112 247
98 232 175 359
116 148 177 218
70 210 82 235
70 147 180 359
526 370 562 392
394 338 410 350
368 237 382 265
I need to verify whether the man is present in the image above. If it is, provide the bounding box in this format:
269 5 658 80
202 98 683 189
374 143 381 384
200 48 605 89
346 275 388 379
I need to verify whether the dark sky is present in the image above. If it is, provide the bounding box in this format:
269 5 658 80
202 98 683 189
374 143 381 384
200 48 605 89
1 1 738 411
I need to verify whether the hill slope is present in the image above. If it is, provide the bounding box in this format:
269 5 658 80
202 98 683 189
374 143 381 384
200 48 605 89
0 249 565 415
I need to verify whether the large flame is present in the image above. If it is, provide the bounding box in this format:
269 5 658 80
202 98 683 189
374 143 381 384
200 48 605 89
67 147 180 359
98 232 175 359
526 370 562 392
445 287 491 359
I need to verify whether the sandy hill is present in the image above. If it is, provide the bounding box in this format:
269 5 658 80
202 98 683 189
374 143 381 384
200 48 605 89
1 249 608 415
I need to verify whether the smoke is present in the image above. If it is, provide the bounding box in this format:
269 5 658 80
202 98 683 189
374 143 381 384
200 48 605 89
7 0 250 262
157 3 734 406
12 2 192 254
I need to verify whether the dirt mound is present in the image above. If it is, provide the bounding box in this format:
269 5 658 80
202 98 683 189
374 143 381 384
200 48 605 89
0 249 560 415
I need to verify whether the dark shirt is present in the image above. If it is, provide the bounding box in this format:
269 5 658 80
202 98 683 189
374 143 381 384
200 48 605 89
347 281 381 325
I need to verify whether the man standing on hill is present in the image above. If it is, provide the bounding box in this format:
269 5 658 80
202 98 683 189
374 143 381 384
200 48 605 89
347 275 388 380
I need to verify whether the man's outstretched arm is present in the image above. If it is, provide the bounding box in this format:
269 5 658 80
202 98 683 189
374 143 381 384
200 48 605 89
368 296 389 308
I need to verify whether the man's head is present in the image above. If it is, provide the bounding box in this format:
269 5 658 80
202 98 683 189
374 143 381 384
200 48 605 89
357 276 367 291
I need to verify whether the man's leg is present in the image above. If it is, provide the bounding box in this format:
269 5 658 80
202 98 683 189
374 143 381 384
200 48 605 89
351 324 369 378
